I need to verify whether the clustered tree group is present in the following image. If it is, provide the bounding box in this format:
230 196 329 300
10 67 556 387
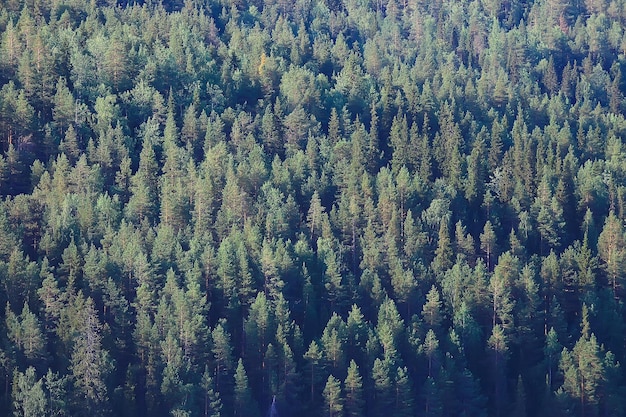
1 0 626 416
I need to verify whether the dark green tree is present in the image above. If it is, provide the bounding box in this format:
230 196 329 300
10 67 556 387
234 359 258 417
69 297 111 417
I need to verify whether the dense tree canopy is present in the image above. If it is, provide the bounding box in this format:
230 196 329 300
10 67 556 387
1 0 626 416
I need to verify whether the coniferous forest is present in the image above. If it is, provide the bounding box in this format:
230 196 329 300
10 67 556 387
4 0 626 416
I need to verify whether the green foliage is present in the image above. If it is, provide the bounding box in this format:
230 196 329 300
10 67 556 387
69 296 111 416
234 359 258 417
1 0 626 416
322 375 343 417
201 367 223 417
12 367 46 417
6 302 46 362
343 360 364 417
557 330 606 417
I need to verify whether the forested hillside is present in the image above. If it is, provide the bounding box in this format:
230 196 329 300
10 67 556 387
2 0 626 416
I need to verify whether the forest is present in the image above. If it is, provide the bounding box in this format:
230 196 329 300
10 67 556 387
2 0 626 415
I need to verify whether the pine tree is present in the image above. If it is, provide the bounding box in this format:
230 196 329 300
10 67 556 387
211 322 235 394
394 366 414 417
544 327 562 390
480 220 498 271
160 143 190 232
126 135 159 224
597 211 626 299
454 368 486 417
318 237 347 312
488 324 508 417
346 306 368 362
245 292 274 381
276 341 301 415
18 302 46 362
322 375 343 417
376 297 404 364
304 341 324 404
44 369 68 417
466 135 487 205
160 330 184 411
59 125 81 163
234 359 259 417
455 221 476 264
433 218 453 274
70 297 111 417
533 171 566 252
434 102 464 188
422 329 440 378
201 367 223 417
558 329 605 417
320 314 348 375
367 103 380 173
389 113 410 174
52 77 76 136
12 367 47 417
390 262 417 317
371 358 393 416
490 252 518 331
422 376 443 417
422 285 443 330
343 360 364 417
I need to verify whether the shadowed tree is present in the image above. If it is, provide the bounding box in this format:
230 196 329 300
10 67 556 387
488 324 508 417
480 220 498 271
70 296 111 417
234 359 259 417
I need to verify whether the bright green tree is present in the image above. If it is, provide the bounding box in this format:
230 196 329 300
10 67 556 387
322 375 343 417
343 360 364 417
